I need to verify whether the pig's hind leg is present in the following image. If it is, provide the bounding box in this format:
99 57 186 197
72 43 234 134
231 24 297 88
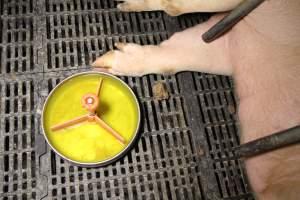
92 15 233 76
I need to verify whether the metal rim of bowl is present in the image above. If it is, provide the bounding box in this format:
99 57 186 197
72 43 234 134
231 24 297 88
41 71 141 167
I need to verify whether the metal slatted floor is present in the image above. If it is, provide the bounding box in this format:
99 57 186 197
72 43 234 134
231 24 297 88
0 0 254 199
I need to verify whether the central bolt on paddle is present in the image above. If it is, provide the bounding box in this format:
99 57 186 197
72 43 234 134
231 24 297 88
81 93 99 113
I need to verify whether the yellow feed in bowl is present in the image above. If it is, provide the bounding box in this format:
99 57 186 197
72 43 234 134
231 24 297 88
43 73 139 163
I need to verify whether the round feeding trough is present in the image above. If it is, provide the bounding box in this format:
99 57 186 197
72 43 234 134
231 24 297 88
42 72 141 167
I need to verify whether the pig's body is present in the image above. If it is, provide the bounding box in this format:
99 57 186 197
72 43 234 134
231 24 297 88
93 0 300 199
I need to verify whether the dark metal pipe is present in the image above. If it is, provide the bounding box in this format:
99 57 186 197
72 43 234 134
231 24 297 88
234 125 300 158
202 0 265 43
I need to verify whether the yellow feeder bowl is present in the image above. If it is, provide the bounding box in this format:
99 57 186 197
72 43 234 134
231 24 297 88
42 72 141 167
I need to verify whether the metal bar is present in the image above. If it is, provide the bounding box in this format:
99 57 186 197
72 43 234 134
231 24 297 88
202 0 265 43
234 125 300 158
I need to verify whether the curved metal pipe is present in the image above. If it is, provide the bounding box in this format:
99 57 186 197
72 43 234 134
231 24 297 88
234 125 300 158
202 0 265 43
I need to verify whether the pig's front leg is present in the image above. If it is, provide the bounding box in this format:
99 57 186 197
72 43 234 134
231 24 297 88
92 15 233 76
116 0 244 16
